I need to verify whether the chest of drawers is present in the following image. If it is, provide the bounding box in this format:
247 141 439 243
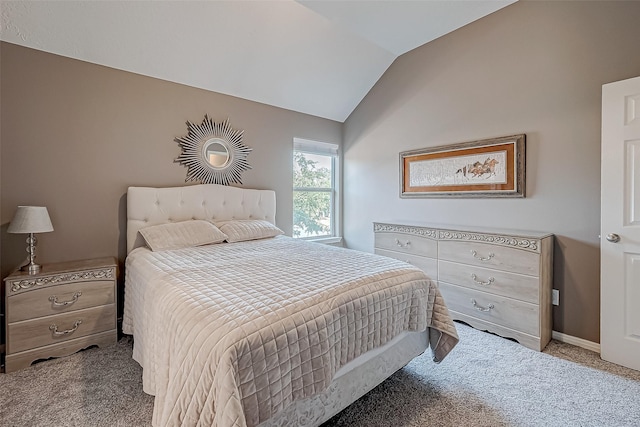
4 257 118 372
374 223 553 351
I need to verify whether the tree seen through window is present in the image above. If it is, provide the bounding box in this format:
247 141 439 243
293 151 333 238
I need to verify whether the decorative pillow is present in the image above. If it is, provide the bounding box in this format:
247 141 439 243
139 220 228 251
216 219 284 243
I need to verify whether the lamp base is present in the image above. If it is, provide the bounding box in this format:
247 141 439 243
19 233 43 275
25 263 42 275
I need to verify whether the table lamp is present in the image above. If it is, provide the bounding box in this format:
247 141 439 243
7 206 54 274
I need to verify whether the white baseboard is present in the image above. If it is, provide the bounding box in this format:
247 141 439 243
552 330 600 353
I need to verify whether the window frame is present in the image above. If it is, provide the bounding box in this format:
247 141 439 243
292 138 341 242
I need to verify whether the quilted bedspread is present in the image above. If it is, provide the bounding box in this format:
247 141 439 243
122 236 458 427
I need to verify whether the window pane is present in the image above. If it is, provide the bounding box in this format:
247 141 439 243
293 151 332 189
293 190 332 238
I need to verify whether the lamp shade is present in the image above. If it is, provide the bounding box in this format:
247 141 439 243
7 206 54 234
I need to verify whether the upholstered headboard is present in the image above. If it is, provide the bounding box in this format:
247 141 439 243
126 184 277 254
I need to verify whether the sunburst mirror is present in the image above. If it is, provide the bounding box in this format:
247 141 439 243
174 115 252 185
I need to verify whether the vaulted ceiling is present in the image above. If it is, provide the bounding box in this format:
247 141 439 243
0 0 515 122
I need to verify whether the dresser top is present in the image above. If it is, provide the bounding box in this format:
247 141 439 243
374 221 553 239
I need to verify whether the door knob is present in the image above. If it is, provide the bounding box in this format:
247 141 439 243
606 233 621 243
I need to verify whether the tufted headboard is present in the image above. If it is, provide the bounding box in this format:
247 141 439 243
126 184 277 254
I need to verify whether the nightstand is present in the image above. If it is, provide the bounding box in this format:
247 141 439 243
3 257 118 372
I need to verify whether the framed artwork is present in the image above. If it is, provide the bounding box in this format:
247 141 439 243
400 134 525 198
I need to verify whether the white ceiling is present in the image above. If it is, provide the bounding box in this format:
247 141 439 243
0 0 515 122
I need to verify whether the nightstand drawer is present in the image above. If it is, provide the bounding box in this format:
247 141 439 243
7 280 115 323
438 240 540 276
438 260 539 304
438 282 539 336
375 232 437 258
8 304 116 353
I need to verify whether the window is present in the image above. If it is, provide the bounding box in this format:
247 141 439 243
293 138 340 239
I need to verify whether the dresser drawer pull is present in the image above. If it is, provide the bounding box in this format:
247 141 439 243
471 250 494 261
49 291 82 307
49 320 82 337
471 299 495 312
395 239 411 248
471 274 495 286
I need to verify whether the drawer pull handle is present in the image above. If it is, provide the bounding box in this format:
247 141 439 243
49 320 82 336
471 250 494 261
471 274 495 286
471 299 495 312
49 291 82 307
395 239 411 248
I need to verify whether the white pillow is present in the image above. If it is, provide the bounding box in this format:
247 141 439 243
216 219 284 243
139 220 228 251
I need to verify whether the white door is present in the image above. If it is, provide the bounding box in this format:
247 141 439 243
601 75 640 371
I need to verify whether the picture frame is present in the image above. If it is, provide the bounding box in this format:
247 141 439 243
400 134 526 198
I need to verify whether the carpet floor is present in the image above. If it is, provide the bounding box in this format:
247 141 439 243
1 323 639 427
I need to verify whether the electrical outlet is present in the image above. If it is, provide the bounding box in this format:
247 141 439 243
552 289 560 306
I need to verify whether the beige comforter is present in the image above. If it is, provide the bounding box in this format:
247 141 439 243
122 236 458 427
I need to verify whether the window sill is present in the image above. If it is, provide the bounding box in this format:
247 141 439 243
304 236 343 246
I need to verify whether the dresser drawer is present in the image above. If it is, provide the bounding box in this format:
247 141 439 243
438 240 540 276
7 280 115 323
7 304 116 353
375 248 438 280
438 260 539 304
375 232 437 258
438 282 539 336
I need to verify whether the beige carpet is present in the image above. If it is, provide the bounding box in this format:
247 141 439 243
1 323 639 427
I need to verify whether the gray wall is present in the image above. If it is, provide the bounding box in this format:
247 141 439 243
342 0 640 343
0 43 341 279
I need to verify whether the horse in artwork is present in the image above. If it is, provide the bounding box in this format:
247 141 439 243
456 157 499 179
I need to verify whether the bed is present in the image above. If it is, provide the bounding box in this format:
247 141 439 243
122 184 458 427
